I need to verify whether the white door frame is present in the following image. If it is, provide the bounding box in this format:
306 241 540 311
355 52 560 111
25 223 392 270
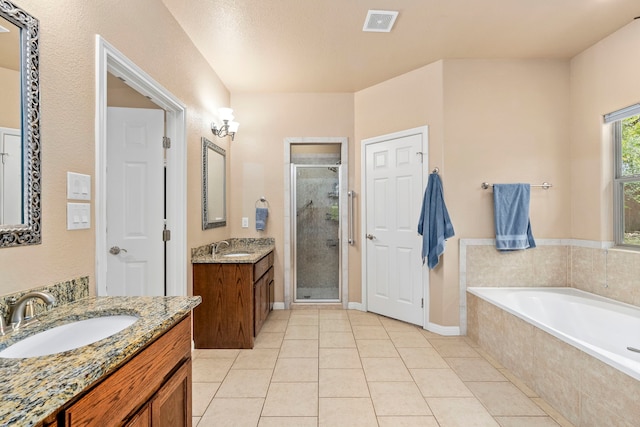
284 137 349 309
95 35 188 296
360 126 429 328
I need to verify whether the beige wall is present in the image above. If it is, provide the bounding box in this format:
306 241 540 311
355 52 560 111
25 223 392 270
0 0 229 295
229 93 355 303
569 20 640 241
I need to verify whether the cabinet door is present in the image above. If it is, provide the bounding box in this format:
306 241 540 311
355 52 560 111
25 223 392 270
253 278 263 336
125 404 150 427
151 360 192 427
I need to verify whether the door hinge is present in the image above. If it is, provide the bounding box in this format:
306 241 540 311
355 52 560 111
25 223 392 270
162 136 171 149
421 298 424 308
163 229 171 242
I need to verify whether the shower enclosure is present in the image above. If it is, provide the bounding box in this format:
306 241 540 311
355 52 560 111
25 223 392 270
292 164 341 302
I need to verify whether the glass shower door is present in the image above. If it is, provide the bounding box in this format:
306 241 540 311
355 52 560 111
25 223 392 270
293 165 340 302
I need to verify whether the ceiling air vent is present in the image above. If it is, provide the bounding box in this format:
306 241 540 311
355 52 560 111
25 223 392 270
363 10 399 33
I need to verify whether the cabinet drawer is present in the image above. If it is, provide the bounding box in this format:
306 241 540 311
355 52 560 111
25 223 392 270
64 316 191 426
253 251 274 280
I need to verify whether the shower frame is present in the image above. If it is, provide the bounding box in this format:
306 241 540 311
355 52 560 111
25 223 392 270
283 137 349 309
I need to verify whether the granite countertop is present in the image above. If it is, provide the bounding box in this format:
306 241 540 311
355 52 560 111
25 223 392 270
0 295 201 427
191 237 275 264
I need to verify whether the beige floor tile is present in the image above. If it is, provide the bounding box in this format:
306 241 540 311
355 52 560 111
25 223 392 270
495 416 560 426
319 348 362 369
429 338 481 357
368 382 432 416
398 347 449 369
352 325 390 340
467 382 546 416
319 397 378 427
192 358 234 382
319 331 356 348
192 416 200 427
288 315 320 325
446 357 507 382
192 349 239 360
262 382 319 416
475 346 506 369
192 382 219 416
216 369 272 397
232 348 279 370
319 368 370 397
530 398 576 427
427 397 500 427
361 357 412 382
379 317 421 332
499 369 538 398
269 310 291 320
199 397 264 427
387 330 432 348
291 308 319 316
319 318 352 332
410 369 473 397
347 313 383 326
272 357 319 382
356 339 399 358
279 339 319 358
254 332 284 349
258 416 318 427
260 319 289 333
285 325 319 340
377 416 439 427
319 310 349 320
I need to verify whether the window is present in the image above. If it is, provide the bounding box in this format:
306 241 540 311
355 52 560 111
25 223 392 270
606 104 640 246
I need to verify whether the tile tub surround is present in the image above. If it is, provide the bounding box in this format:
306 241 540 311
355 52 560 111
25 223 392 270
0 295 201 426
191 237 275 264
467 293 640 426
0 276 90 324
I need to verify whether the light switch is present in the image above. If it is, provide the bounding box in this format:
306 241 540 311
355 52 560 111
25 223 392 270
242 217 249 228
67 203 91 230
67 172 91 200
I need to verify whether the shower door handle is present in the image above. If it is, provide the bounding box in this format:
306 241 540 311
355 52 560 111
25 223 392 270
348 191 355 245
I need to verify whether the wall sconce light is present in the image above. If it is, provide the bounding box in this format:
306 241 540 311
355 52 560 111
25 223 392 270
211 107 239 141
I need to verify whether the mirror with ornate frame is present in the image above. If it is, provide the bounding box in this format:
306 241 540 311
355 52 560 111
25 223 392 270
202 137 226 229
0 1 40 247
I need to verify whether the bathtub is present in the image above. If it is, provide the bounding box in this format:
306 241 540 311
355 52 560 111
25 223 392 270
467 287 640 381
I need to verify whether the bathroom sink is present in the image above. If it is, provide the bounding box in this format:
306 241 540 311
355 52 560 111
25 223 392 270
0 314 138 358
222 252 252 257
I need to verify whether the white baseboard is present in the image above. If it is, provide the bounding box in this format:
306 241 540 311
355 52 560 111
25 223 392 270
425 322 461 336
347 302 364 311
272 302 286 310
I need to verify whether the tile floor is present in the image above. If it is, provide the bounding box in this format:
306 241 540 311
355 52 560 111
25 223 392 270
191 309 574 427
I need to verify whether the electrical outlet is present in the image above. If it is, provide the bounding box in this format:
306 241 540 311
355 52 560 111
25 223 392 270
242 217 249 228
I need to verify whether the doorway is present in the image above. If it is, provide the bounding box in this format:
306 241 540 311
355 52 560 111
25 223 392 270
361 126 429 326
284 138 349 308
95 36 187 296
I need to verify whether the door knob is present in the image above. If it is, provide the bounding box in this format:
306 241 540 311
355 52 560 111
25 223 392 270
109 246 127 255
366 234 375 240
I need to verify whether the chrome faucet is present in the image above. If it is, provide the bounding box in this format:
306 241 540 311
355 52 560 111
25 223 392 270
212 240 230 255
6 291 56 330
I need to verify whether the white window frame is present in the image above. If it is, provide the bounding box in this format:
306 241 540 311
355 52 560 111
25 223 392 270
605 103 640 247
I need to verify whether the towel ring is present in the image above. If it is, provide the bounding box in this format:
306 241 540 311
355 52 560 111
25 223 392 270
255 197 269 208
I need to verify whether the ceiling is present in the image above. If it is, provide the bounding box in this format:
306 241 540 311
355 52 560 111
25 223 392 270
162 0 640 93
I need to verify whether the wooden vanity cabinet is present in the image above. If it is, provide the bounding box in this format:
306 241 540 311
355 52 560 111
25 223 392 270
61 316 192 427
193 250 274 349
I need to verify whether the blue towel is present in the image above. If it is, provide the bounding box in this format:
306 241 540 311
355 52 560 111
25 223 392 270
417 173 455 269
256 207 268 231
493 184 536 251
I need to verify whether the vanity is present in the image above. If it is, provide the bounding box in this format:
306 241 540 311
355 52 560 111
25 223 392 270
192 238 275 349
0 296 200 426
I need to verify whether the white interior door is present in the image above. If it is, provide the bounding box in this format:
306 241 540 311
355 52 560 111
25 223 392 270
106 107 165 296
363 128 427 325
0 128 22 225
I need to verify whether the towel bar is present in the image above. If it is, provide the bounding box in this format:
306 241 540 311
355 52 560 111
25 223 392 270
481 182 552 190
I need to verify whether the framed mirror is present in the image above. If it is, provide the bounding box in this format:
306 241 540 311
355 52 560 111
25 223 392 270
0 1 41 247
202 137 226 229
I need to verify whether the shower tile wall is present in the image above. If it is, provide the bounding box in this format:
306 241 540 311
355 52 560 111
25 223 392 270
295 168 339 300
